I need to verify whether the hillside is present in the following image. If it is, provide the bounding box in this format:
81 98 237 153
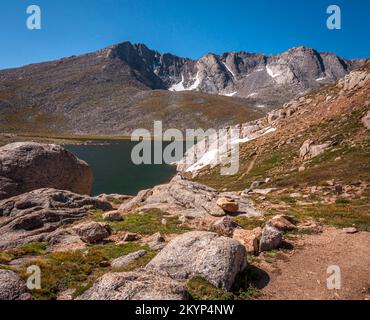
192 63 370 231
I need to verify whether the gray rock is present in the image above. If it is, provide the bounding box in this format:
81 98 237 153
111 250 147 269
0 269 28 300
145 232 167 250
0 142 94 200
119 175 260 218
0 188 112 249
77 270 188 300
102 211 123 221
259 224 283 252
299 139 331 160
73 221 112 244
211 216 240 237
146 231 247 291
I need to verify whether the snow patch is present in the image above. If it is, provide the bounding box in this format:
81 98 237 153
222 62 236 79
169 72 201 92
178 126 277 174
223 91 237 97
247 92 258 97
266 65 281 78
169 74 185 91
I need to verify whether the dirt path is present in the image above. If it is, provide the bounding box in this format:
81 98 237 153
255 228 370 300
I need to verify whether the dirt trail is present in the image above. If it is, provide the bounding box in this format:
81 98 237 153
256 228 370 300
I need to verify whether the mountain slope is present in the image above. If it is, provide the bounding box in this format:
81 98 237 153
0 41 367 135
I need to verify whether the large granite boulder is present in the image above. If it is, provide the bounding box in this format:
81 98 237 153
78 270 188 300
0 142 94 200
0 188 112 249
146 231 247 291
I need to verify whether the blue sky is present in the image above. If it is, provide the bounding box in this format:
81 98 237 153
0 0 369 69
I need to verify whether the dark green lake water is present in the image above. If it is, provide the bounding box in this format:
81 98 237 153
66 141 183 196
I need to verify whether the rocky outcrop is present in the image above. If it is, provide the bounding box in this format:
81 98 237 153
119 175 261 218
0 188 112 249
72 222 112 244
299 140 331 160
0 270 28 300
111 250 147 269
0 143 94 200
339 70 370 93
146 231 247 291
78 270 188 300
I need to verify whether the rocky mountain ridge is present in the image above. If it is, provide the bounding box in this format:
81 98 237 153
0 41 368 135
105 42 368 107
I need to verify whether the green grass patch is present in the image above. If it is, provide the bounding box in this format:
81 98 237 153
232 216 265 230
17 242 153 300
0 242 48 263
90 209 190 235
287 202 370 232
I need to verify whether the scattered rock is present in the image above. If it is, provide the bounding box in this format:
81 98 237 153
290 193 302 198
250 188 277 195
146 231 247 291
298 165 306 172
0 188 112 249
0 142 94 200
268 215 297 231
102 211 123 221
297 220 323 233
78 270 188 300
145 232 166 250
123 232 140 242
260 224 283 252
233 227 262 254
0 269 28 300
216 197 239 213
342 227 358 234
46 229 86 252
211 217 240 237
73 222 112 244
57 288 76 301
111 250 147 269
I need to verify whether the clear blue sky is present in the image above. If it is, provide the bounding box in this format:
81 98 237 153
1 0 369 69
